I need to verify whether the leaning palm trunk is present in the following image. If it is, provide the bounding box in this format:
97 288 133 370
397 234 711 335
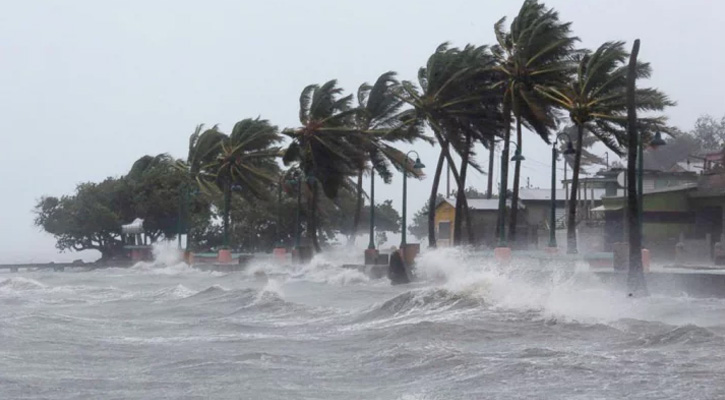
487 138 495 199
440 142 473 245
509 118 523 246
497 104 512 243
464 199 475 245
453 134 472 245
626 39 647 296
427 150 447 248
222 181 232 248
567 124 585 254
309 181 321 253
349 170 364 245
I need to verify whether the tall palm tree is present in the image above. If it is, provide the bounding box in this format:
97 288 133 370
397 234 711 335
181 119 282 249
398 43 503 247
537 41 674 253
283 80 368 252
349 71 428 245
492 0 578 245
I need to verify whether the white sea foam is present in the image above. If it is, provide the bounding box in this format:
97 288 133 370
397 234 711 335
413 247 725 327
0 277 48 291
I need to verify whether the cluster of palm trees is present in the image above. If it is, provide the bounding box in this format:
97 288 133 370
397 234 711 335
178 0 673 254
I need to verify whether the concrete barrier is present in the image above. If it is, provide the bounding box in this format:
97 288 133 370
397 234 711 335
217 249 232 264
364 249 379 265
273 247 287 264
494 247 511 265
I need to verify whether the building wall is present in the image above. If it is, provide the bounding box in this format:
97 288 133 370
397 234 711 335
434 202 501 247
602 190 695 255
434 202 456 246
470 211 500 247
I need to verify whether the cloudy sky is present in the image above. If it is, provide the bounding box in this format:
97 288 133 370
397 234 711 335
2 0 723 263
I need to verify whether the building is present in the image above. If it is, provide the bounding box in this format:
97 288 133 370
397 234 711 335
433 197 522 247
598 167 725 262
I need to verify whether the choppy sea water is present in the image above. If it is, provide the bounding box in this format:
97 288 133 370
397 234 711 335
1 248 725 400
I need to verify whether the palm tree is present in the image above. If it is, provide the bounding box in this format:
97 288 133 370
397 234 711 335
349 71 429 245
492 0 578 245
537 41 674 253
181 119 282 249
283 80 368 252
398 43 503 247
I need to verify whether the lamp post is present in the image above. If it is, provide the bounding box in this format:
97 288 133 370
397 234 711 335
400 151 425 247
177 184 184 249
368 169 376 250
549 135 576 248
222 183 242 249
177 184 197 251
497 141 524 246
277 177 283 246
285 171 302 249
638 131 666 241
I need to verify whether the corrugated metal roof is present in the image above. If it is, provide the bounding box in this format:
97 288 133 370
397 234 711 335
518 188 610 201
440 197 524 210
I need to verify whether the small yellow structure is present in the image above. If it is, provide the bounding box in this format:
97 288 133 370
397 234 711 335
434 198 517 246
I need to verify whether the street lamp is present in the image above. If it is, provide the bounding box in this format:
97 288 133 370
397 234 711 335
285 171 303 249
368 168 376 250
548 134 576 248
497 141 524 246
222 183 242 249
400 151 425 247
637 130 666 241
276 177 284 247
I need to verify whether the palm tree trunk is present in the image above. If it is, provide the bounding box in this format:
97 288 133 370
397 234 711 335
509 117 522 246
496 115 512 244
427 150 446 248
440 144 473 244
567 124 585 254
309 181 321 253
223 182 231 248
487 138 495 199
349 169 364 245
464 200 475 244
626 39 647 296
453 134 472 245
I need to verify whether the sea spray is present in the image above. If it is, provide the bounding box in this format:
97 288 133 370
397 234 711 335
409 247 725 327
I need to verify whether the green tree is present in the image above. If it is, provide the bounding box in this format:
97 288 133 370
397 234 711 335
691 114 725 151
408 194 445 240
34 178 133 260
283 80 368 252
538 41 673 253
126 153 211 242
492 0 578 244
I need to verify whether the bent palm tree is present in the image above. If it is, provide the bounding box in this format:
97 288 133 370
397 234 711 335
180 119 282 249
349 71 428 245
399 43 503 247
538 41 674 253
492 0 578 245
283 80 368 252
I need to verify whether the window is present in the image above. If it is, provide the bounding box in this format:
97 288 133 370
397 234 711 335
438 221 451 239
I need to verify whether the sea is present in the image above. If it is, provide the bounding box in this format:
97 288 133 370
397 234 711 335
1 246 724 400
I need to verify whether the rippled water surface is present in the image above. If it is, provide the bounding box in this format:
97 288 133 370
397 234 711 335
2 248 725 399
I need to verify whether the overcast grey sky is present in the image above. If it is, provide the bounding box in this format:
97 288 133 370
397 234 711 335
2 1 723 262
